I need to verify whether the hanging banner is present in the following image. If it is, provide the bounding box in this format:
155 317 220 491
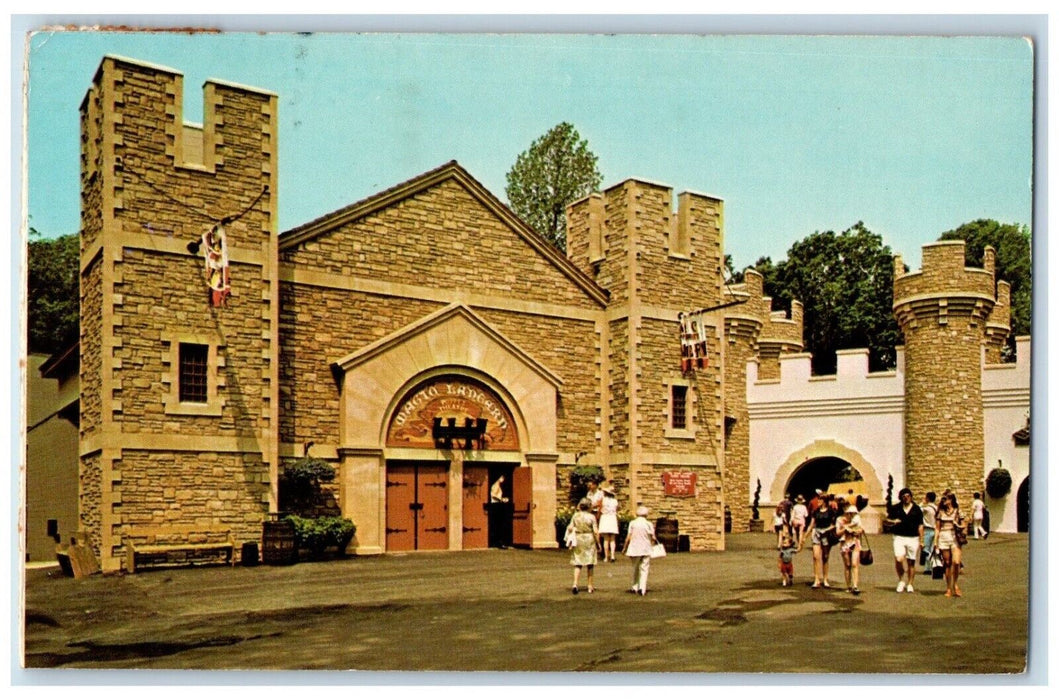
201 224 231 308
678 311 710 372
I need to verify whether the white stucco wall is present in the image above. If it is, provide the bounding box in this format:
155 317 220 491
746 338 1031 534
747 348 905 509
981 336 1031 532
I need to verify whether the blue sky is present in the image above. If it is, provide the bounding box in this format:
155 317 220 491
23 30 1033 270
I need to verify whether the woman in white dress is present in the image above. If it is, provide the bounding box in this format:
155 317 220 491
598 486 620 562
622 505 657 596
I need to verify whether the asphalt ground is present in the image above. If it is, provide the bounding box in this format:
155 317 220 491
20 532 1029 676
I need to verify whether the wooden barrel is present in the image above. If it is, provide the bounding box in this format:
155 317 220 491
655 517 679 554
262 520 297 565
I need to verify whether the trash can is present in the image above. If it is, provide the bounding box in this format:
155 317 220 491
655 517 679 554
241 541 259 566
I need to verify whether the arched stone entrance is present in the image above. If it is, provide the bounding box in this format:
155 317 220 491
769 439 884 505
331 304 563 554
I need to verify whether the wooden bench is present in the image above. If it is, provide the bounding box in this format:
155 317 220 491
124 529 236 573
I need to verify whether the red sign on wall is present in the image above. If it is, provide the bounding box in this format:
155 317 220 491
662 471 697 497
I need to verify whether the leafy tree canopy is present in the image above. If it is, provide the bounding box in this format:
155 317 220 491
743 223 902 375
27 229 80 356
939 219 1031 338
505 122 602 251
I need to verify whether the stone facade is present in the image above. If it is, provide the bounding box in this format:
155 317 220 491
68 56 1029 572
78 56 279 570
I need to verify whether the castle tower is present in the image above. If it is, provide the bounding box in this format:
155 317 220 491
721 270 803 527
985 279 1013 364
79 56 279 570
567 180 726 549
756 298 804 380
893 241 999 505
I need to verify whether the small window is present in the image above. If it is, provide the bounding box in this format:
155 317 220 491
671 385 688 430
179 343 210 403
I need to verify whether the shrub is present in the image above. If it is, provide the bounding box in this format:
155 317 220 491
569 464 605 500
986 468 1013 499
285 514 356 559
555 505 577 547
280 457 335 514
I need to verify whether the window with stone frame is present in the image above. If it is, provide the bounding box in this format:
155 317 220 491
162 333 225 416
671 384 689 430
178 342 210 403
664 377 696 440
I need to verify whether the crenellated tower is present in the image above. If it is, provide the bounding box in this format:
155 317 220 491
567 179 727 549
721 269 803 526
79 55 280 570
893 241 1001 506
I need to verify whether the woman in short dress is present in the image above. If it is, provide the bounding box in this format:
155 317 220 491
802 494 837 589
935 493 965 597
597 486 620 562
565 497 600 594
835 504 864 595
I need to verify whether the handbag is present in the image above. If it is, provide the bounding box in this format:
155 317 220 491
858 533 873 566
955 524 968 547
650 542 667 558
563 525 576 549
930 550 945 579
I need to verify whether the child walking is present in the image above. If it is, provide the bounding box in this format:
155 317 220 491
778 521 797 586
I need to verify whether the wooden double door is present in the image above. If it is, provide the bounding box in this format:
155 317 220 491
386 461 531 552
385 462 449 552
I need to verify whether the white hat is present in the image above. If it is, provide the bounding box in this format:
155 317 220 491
845 505 858 514
636 505 649 517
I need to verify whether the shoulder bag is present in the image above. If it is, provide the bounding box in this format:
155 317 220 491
858 533 874 566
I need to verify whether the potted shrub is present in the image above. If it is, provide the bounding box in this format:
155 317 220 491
554 505 576 548
748 479 764 532
986 467 1013 499
276 455 356 561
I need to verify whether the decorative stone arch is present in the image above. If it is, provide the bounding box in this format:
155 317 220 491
330 303 564 554
379 365 529 454
769 439 884 504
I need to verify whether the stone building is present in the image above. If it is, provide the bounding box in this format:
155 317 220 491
72 56 731 571
29 55 1029 570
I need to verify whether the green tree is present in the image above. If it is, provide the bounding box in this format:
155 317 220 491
505 122 602 251
747 223 901 375
939 219 1031 339
27 230 80 356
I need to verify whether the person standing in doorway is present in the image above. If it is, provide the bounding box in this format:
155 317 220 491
622 505 656 596
489 475 511 549
885 487 924 593
598 485 620 562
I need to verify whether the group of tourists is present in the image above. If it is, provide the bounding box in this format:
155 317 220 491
564 479 658 596
773 485 976 598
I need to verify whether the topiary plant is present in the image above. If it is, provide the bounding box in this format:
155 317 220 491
986 467 1013 499
279 456 335 515
751 479 762 520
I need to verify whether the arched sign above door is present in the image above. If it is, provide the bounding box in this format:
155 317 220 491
386 374 520 451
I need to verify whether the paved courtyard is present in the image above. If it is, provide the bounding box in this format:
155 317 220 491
21 532 1030 676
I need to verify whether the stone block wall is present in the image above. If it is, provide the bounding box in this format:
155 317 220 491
78 56 279 570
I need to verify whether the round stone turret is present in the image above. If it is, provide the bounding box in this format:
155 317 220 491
893 240 998 505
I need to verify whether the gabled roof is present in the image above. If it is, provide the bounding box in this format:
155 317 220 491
332 303 564 390
279 161 609 307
